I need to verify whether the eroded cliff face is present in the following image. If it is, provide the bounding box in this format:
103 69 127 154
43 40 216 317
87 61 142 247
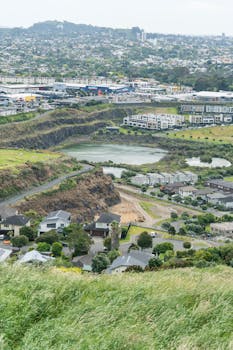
0 107 134 149
0 157 78 200
16 170 121 222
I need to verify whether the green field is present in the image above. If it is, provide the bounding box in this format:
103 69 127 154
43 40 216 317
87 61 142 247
140 201 160 219
169 125 233 144
0 149 60 170
1 265 233 349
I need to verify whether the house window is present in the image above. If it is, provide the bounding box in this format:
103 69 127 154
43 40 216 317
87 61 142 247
47 223 56 228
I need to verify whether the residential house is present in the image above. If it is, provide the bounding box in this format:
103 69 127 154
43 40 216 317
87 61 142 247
38 210 71 235
85 212 121 238
179 186 197 198
161 182 186 195
0 247 12 262
205 180 233 193
0 215 30 237
106 250 154 274
18 250 54 264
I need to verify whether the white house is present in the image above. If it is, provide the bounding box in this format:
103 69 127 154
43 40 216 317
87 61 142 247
179 186 197 198
38 210 71 235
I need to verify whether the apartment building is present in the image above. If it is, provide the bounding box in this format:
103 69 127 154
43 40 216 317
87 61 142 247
123 113 185 130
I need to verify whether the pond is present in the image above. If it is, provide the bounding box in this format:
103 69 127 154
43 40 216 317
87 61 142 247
103 167 127 178
62 143 167 165
186 157 231 168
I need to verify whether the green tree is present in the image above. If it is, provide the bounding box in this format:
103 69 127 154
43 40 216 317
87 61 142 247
19 226 36 241
51 242 63 257
92 253 110 273
104 237 111 251
36 230 59 245
67 224 92 257
137 231 153 250
183 242 191 250
170 212 178 220
148 257 163 269
11 235 29 248
168 226 176 235
108 250 121 263
153 242 174 256
111 221 121 250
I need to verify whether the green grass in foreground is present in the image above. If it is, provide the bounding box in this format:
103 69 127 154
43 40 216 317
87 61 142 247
0 149 60 170
1 265 233 349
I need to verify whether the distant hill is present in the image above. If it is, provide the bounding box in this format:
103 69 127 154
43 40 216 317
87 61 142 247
0 20 142 39
28 20 107 34
0 265 232 349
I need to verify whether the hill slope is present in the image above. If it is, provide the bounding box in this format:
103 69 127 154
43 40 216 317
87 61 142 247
0 266 233 349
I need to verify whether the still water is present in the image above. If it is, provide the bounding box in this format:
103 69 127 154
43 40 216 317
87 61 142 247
62 143 167 165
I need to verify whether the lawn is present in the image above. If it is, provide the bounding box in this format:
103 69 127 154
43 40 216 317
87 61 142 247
140 201 160 219
121 225 153 243
0 149 60 170
168 125 233 144
224 176 233 182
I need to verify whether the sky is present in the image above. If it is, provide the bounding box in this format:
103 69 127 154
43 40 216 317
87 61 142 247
1 0 233 36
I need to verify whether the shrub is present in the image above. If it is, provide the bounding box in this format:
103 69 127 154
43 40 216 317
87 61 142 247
92 253 110 273
11 235 29 248
37 242 51 252
148 258 163 269
107 250 121 263
183 242 191 250
125 265 144 273
137 231 153 250
19 226 36 241
36 230 59 245
51 242 63 257
153 242 174 256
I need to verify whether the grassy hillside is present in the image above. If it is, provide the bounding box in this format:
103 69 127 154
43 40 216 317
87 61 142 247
1 265 233 349
0 149 60 170
169 125 233 144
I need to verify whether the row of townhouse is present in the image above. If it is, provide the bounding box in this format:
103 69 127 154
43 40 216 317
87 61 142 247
189 114 232 125
131 171 198 186
181 104 233 114
175 184 233 209
123 113 185 130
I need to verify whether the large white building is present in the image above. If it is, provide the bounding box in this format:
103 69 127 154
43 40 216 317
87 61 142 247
131 171 198 186
123 113 185 130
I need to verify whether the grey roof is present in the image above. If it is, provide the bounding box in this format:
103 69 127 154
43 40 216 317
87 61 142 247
107 251 153 273
18 250 54 264
96 212 121 224
207 180 233 189
45 210 71 221
219 196 233 204
0 248 12 262
3 215 29 226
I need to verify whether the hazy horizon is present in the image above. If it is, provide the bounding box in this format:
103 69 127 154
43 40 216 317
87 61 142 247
1 0 233 36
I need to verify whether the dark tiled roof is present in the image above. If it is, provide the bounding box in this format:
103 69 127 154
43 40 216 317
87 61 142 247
96 212 121 224
3 215 29 226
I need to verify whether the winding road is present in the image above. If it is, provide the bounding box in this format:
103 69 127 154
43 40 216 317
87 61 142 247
0 164 93 208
